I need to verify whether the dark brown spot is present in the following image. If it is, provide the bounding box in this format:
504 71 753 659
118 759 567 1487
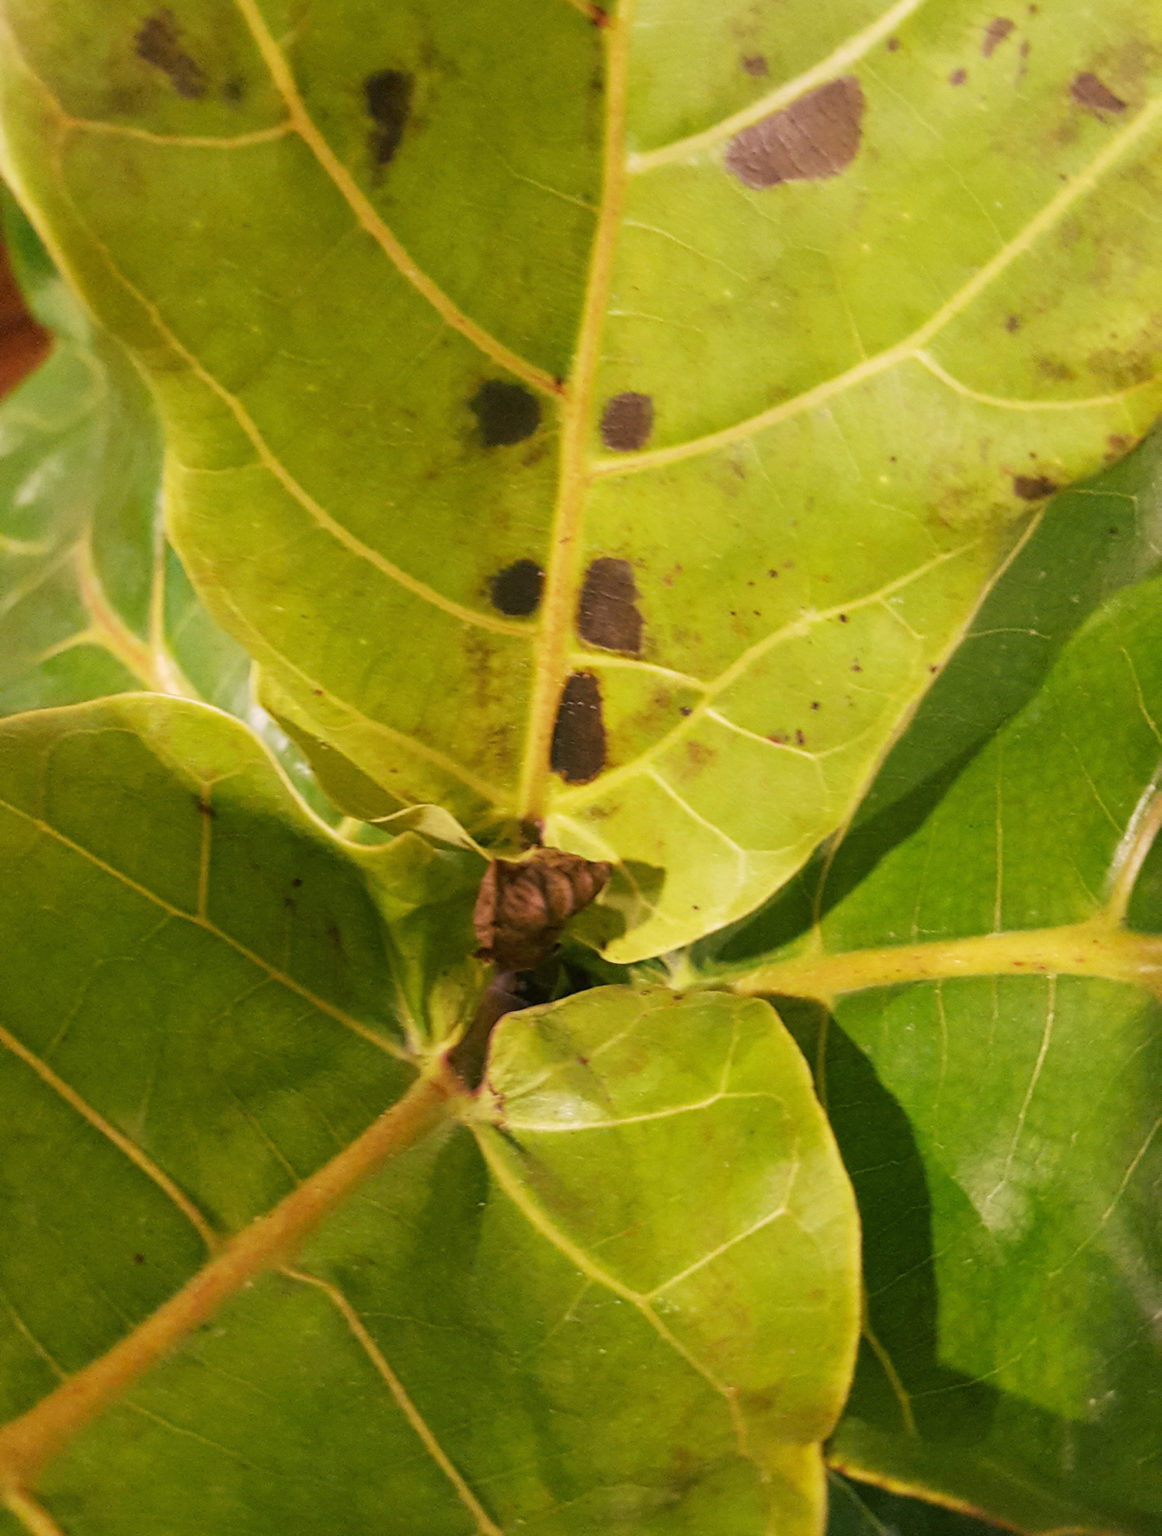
1071 73 1126 115
795 729 806 746
590 4 610 26
470 381 540 447
679 706 692 717
810 700 821 710
1013 474 1057 500
291 877 303 888
838 613 849 623
577 557 644 654
600 392 653 451
195 796 214 817
473 850 611 971
135 10 206 99
364 69 414 165
741 54 769 77
519 818 544 849
725 76 865 188
489 559 544 617
1005 314 1021 331
551 672 606 783
133 1253 145 1264
886 36 900 51
949 67 967 85
982 18 1014 57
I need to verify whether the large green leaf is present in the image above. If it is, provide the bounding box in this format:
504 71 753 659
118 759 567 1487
726 559 1162 1527
0 696 859 1534
2 2 1161 959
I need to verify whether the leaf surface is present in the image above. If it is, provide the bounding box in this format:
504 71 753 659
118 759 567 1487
725 549 1162 1528
2 1 1162 957
0 696 859 1534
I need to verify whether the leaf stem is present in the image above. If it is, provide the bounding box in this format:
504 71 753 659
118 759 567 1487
0 1065 461 1493
731 920 1162 1003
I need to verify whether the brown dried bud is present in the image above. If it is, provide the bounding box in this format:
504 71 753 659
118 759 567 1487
473 849 612 972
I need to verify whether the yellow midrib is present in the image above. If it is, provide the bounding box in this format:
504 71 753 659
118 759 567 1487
517 0 634 821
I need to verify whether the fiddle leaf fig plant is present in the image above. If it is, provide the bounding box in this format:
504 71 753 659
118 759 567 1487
0 1 1160 1533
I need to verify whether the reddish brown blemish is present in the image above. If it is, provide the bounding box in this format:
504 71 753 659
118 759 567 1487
981 17 1014 57
949 67 967 85
577 558 644 655
725 77 865 188
1071 72 1126 115
1013 474 1057 500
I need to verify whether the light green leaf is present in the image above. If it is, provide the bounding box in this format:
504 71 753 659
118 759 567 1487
0 702 858 1532
728 559 1162 1527
2 2 1161 958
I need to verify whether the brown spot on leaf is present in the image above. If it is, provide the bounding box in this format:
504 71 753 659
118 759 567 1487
551 672 606 783
725 77 865 188
741 54 769 76
489 559 544 617
1071 72 1126 115
1005 314 1021 331
600 392 653 451
1013 474 1057 499
886 36 901 51
982 18 1014 56
470 380 540 446
364 69 413 166
949 67 967 85
0 242 49 402
135 10 206 98
473 850 611 971
577 558 644 654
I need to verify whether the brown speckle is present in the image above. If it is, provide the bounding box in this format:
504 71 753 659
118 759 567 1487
470 380 540 446
1005 314 1021 332
551 672 606 783
133 1253 145 1265
795 729 806 745
741 54 769 77
1071 73 1126 115
949 67 967 85
577 557 643 654
679 706 692 717
600 392 653 451
1107 433 1131 456
135 10 206 98
725 77 865 188
810 700 821 710
886 36 900 51
364 69 414 165
982 18 1014 57
489 559 544 617
1013 474 1057 500
195 796 214 818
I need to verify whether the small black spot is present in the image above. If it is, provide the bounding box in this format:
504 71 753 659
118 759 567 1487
489 559 544 617
600 392 654 451
551 672 606 784
1013 474 1057 500
133 1253 145 1265
291 877 303 888
577 557 644 654
838 613 849 623
741 54 769 76
679 706 692 717
470 381 540 447
222 77 246 104
364 69 414 165
135 10 206 98
810 700 821 710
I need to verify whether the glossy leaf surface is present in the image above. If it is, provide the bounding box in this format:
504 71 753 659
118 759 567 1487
2 2 1162 958
0 696 859 1535
722 544 1162 1528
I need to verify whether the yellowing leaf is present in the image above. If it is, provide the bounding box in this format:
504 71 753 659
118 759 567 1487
2 0 1161 962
